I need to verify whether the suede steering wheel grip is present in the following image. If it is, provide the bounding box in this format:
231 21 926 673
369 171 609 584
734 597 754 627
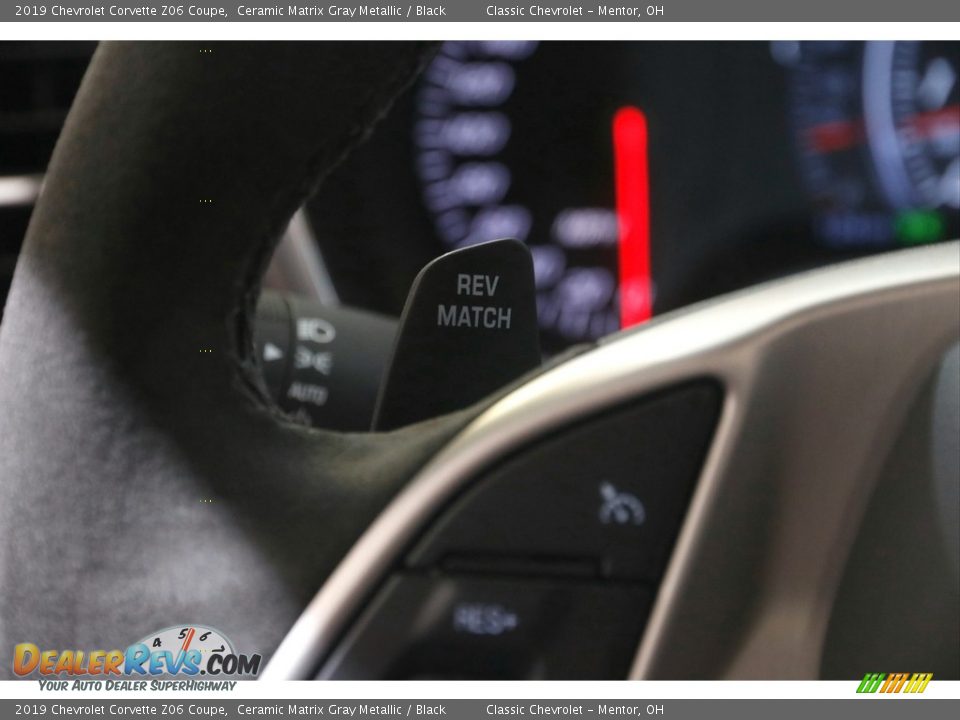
0 41 475 672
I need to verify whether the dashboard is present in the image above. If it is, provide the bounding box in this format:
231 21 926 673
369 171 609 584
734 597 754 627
308 41 959 353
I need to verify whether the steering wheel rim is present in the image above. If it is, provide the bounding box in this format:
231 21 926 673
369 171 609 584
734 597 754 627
0 40 483 672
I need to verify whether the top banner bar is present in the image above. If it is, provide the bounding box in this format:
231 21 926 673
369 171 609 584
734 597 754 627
6 0 960 22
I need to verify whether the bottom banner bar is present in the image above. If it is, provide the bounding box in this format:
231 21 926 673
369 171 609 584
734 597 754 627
1 699 956 720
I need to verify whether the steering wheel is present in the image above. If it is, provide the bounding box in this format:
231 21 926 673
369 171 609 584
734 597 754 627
1 42 957 681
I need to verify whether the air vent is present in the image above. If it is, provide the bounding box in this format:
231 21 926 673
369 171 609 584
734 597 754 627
0 41 95 320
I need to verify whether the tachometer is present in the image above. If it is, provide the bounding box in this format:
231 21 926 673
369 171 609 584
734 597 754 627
413 42 638 353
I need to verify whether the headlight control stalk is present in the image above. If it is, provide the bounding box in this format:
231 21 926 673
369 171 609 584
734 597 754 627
253 291 397 431
254 239 542 432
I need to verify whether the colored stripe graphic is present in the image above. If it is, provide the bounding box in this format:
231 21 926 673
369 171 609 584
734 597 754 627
857 673 885 693
857 672 931 694
888 673 909 693
905 673 933 693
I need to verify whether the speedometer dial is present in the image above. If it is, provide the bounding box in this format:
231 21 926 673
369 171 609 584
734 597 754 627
885 41 959 211
414 42 632 353
785 41 959 248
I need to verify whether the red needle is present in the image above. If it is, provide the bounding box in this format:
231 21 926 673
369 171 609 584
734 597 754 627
910 104 960 137
613 106 652 328
180 627 196 653
807 104 959 153
806 117 865 153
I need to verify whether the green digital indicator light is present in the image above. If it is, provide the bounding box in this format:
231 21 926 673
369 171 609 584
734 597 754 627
895 210 944 246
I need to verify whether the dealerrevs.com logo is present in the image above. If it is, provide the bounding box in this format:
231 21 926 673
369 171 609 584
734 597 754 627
13 625 261 689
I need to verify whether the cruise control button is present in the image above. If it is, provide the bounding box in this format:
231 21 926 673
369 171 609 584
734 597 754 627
406 382 722 581
319 574 652 679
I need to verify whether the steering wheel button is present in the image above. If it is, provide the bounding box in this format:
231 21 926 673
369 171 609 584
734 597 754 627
319 574 652 679
406 382 722 582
